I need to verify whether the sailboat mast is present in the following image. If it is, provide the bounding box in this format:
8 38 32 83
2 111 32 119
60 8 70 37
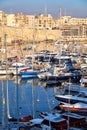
67 78 71 130
1 13 9 129
4 32 10 129
32 79 35 118
32 16 36 70
1 80 5 129
16 65 19 122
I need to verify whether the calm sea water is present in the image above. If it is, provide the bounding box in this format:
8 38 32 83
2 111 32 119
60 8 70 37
0 77 58 127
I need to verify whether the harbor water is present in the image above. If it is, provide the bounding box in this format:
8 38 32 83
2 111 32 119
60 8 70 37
0 77 59 128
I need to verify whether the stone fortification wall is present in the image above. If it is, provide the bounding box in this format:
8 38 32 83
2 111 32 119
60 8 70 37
0 26 87 58
0 26 62 58
0 26 61 44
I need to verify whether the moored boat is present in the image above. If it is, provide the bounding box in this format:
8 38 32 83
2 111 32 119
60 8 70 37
20 69 47 79
62 112 86 129
31 112 67 130
59 102 87 115
46 71 81 83
55 91 87 104
39 111 87 129
8 115 33 122
37 71 52 81
63 83 87 94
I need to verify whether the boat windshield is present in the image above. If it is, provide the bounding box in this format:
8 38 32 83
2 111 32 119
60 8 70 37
53 117 62 121
77 92 87 98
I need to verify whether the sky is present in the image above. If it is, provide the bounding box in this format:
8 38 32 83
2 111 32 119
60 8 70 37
0 0 87 18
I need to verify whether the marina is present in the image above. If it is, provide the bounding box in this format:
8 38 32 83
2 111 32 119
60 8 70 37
0 5 87 129
0 75 87 130
0 43 87 129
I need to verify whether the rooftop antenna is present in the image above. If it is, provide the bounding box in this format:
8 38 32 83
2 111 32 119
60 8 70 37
44 4 47 16
59 7 62 18
64 8 66 16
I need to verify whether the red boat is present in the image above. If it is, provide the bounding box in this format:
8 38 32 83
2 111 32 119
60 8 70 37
8 115 33 122
39 111 87 129
59 102 87 115
62 112 86 128
39 112 67 130
20 115 33 122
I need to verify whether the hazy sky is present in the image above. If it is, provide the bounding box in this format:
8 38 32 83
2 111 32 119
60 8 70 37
0 0 87 18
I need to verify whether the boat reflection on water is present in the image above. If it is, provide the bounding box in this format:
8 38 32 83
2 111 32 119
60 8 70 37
0 77 58 128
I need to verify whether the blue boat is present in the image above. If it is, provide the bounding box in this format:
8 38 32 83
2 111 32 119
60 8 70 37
20 70 39 79
20 69 47 79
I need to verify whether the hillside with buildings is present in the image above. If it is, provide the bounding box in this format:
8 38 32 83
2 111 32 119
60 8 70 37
0 10 87 43
0 10 87 58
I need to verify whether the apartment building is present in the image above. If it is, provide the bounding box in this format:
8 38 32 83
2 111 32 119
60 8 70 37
1 10 87 28
7 14 16 26
26 15 35 29
55 16 87 38
56 16 87 26
35 14 54 29
0 10 3 25
0 10 7 25
69 18 87 25
15 12 26 27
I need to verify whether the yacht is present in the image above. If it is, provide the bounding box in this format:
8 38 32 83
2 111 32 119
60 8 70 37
55 90 87 104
